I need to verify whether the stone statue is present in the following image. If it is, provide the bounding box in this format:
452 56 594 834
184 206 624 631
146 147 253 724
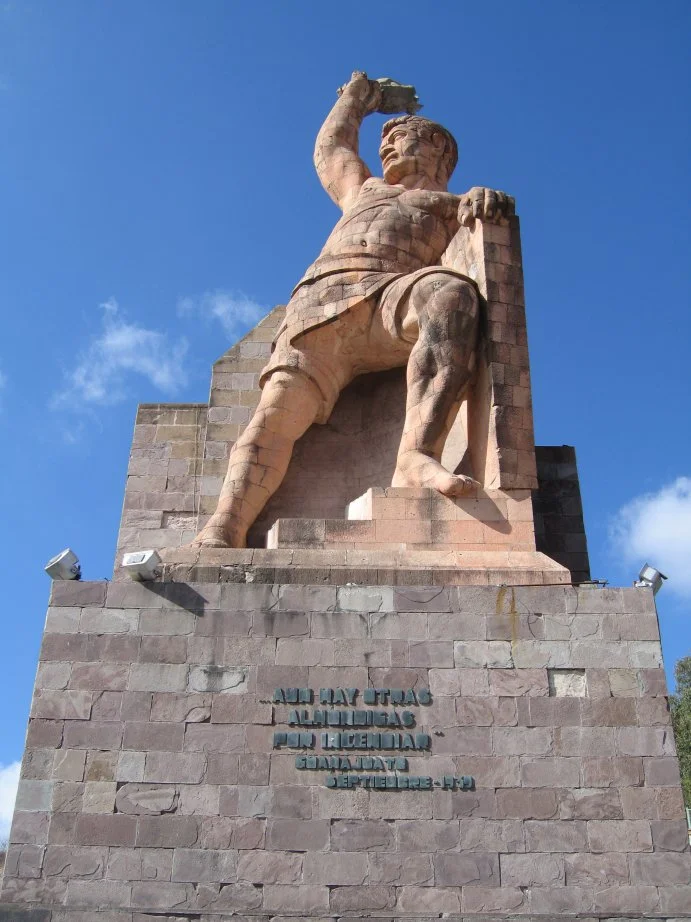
194 72 514 548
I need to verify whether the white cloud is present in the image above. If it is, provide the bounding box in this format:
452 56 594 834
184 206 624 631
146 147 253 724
177 289 266 339
610 477 691 598
53 298 189 407
0 365 6 410
0 761 20 841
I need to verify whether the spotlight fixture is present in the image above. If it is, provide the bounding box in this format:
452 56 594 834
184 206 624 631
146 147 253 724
634 563 667 596
121 549 162 581
44 548 81 581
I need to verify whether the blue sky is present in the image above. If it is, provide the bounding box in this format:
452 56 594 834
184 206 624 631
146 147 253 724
0 1 689 833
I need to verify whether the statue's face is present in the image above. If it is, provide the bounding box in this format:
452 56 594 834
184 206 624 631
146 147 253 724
379 125 446 185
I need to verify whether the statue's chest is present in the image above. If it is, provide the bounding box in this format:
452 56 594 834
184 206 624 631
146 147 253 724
350 187 445 238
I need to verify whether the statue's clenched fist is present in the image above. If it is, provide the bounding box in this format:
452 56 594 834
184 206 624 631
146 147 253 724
338 71 383 115
458 186 515 226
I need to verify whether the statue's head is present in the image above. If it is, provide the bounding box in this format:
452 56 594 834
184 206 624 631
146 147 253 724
379 116 458 187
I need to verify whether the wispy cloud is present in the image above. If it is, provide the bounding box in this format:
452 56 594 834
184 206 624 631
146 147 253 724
177 289 266 339
0 760 20 841
610 477 691 598
0 365 6 411
53 298 189 408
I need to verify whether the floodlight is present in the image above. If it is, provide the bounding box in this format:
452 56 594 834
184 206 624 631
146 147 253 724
44 548 81 581
121 549 162 581
634 563 667 595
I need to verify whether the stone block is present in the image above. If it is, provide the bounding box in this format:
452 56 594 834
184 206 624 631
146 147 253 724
301 852 368 885
367 853 433 886
9 811 51 846
4 844 45 879
123 721 185 752
115 783 178 815
30 688 92 720
582 757 644 788
330 818 393 851
143 752 206 785
149 692 211 723
278 584 337 611
139 635 188 663
455 640 513 668
135 816 200 848
171 848 236 882
106 846 173 882
80 607 139 634
184 724 245 752
524 819 588 851
43 844 107 880
15 781 53 813
495 787 558 819
177 784 220 816
129 663 188 692
645 756 682 786
500 852 564 886
493 727 552 755
630 852 691 884
593 884 661 914
66 879 132 908
336 586 394 612
20 749 54 781
488 668 548 696
129 880 194 910
397 885 461 913
267 818 329 851
521 758 580 787
139 609 196 635
50 580 107 607
44 607 81 634
263 884 330 913
75 814 137 847
559 787 622 820
650 818 690 851
588 819 653 852
82 781 117 813
63 720 123 750
530 886 595 914
236 850 302 884
395 819 460 852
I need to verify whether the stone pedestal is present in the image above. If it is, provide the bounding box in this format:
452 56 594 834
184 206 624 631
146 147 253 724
2 574 689 921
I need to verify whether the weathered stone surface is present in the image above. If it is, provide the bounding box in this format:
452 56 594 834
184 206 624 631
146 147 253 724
500 852 564 886
4 578 687 921
115 783 178 815
588 819 653 853
434 851 499 885
171 848 236 882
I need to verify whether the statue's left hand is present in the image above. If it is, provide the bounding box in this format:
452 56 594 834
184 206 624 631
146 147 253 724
458 187 515 226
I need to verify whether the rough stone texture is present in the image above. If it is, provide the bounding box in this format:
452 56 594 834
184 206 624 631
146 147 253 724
3 579 689 919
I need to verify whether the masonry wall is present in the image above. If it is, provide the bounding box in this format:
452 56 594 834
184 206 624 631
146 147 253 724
1 580 689 920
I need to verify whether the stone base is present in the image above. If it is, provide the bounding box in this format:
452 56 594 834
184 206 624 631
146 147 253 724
1 910 690 922
257 487 570 587
2 578 689 919
156 545 571 586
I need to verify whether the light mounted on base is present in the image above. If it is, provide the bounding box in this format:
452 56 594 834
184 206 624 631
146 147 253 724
121 549 162 581
44 548 81 581
634 563 667 595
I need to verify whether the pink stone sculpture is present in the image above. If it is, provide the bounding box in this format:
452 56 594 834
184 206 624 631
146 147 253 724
194 72 515 548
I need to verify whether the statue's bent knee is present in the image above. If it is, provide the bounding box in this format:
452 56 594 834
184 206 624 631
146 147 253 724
417 274 479 328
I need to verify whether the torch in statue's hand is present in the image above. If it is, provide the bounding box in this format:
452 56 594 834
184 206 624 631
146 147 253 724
337 73 422 116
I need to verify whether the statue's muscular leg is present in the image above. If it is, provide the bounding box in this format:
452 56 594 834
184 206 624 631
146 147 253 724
193 370 323 548
392 275 480 496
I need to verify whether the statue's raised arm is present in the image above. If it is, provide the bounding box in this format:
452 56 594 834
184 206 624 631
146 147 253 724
313 71 382 211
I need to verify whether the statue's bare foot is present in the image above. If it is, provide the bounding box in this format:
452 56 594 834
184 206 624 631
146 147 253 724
190 514 247 549
392 451 479 497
